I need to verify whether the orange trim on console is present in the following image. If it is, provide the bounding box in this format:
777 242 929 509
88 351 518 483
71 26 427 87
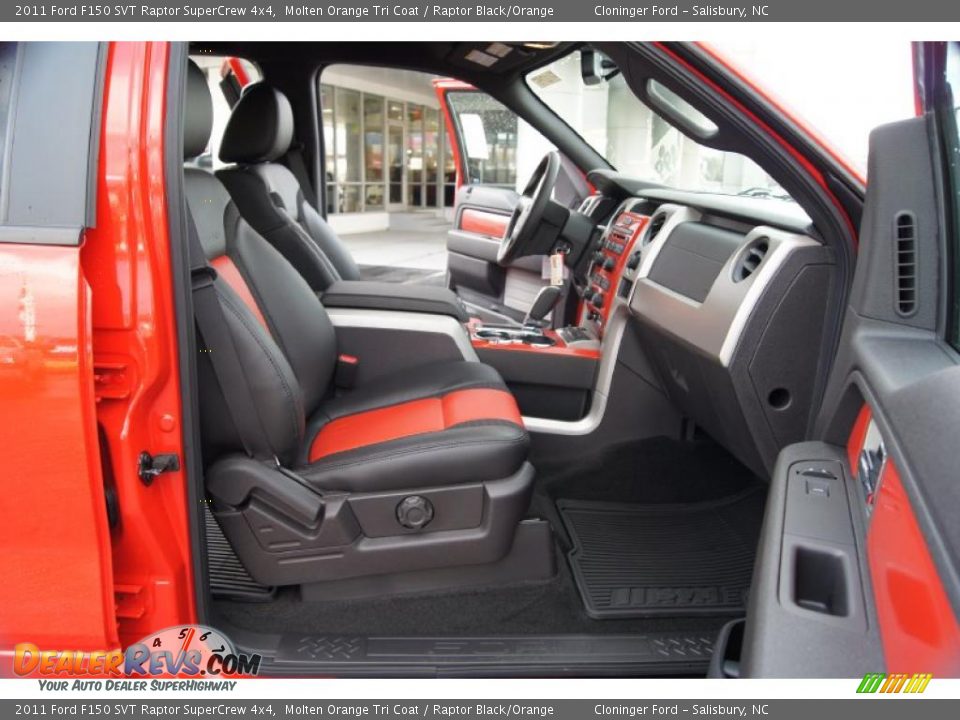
581 212 648 337
308 388 523 461
210 255 269 332
467 320 601 359
471 332 601 359
460 208 509 238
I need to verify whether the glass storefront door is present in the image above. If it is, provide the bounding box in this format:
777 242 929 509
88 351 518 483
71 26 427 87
321 68 447 215
387 122 405 210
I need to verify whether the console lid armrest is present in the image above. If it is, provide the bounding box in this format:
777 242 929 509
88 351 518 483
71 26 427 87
321 280 469 322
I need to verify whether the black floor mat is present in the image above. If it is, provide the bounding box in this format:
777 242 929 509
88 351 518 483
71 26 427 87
213 547 726 639
559 486 765 619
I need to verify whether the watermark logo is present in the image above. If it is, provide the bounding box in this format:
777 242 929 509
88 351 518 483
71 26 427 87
13 624 261 678
857 672 933 694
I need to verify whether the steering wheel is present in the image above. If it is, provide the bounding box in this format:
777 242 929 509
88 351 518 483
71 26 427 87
497 151 561 265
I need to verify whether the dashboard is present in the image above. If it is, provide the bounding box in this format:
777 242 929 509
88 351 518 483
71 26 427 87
575 178 837 476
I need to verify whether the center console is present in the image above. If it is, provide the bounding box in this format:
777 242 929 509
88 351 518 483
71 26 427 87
465 200 656 424
580 201 651 337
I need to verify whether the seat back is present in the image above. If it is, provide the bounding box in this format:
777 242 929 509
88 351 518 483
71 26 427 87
184 60 337 465
216 82 361 291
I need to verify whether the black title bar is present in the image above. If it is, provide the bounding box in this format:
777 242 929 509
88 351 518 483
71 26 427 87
7 0 960 22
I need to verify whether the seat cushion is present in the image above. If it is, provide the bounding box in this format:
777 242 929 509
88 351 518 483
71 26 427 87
297 361 528 493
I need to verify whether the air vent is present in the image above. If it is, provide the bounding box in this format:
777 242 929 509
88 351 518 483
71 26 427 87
894 212 918 316
732 238 770 282
644 213 667 245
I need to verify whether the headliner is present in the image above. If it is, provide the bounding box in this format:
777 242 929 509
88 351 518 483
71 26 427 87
190 41 576 92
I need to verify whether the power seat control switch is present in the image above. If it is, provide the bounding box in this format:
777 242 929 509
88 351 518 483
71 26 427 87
396 495 434 530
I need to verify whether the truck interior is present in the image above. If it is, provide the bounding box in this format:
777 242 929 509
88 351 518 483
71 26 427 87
164 41 960 677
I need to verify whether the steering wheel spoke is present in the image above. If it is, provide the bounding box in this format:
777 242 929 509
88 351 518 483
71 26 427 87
497 151 562 266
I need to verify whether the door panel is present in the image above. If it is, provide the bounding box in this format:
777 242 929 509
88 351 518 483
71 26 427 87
437 81 577 323
460 208 511 237
738 44 960 675
446 184 518 315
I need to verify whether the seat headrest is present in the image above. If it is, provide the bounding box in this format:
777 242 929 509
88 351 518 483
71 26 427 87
219 83 294 165
184 60 213 160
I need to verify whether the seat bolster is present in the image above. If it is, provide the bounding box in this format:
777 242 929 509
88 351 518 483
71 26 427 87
316 360 508 425
198 280 306 463
299 199 362 282
219 165 343 291
296 423 529 493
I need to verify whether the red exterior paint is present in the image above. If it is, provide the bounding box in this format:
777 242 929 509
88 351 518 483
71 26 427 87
433 78 475 190
0 245 117 655
867 462 960 675
211 255 269 331
0 41 195 663
309 388 522 460
80 42 195 648
460 208 509 238
225 56 251 87
911 42 925 118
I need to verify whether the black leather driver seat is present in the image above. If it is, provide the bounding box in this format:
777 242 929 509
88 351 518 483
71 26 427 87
215 80 361 292
183 60 532 587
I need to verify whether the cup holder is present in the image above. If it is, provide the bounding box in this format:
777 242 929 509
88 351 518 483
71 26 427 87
474 327 556 347
475 329 513 341
526 334 556 347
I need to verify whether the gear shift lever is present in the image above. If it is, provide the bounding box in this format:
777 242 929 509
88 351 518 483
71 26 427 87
524 285 563 329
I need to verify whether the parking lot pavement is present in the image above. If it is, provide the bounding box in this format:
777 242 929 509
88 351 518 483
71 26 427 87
341 212 450 284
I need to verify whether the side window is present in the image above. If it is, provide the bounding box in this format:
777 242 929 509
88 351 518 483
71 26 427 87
0 42 100 233
445 90 554 191
0 43 17 197
186 55 261 170
943 42 960 351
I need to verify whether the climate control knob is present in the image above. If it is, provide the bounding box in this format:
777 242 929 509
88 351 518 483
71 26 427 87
591 292 605 309
602 257 616 271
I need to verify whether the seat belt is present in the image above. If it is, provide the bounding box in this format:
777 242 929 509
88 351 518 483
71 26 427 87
186 211 272 461
185 209 324 496
284 141 317 210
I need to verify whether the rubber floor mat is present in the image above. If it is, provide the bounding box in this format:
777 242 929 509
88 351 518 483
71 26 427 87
558 487 765 618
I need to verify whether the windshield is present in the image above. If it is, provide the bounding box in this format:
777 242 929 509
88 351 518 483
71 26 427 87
527 49 789 200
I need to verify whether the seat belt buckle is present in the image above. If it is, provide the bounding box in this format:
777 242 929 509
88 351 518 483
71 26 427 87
335 353 359 390
191 265 218 290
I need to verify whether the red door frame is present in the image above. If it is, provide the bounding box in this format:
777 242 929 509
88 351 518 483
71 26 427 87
0 42 196 667
82 41 197 649
432 77 475 191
